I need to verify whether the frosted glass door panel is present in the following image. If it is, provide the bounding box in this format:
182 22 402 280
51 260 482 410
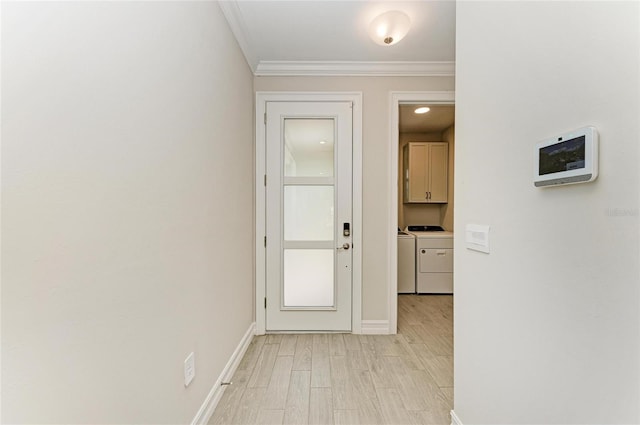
284 186 334 241
284 249 334 307
284 119 334 177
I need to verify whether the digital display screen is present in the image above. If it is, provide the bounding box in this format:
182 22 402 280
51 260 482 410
539 136 586 175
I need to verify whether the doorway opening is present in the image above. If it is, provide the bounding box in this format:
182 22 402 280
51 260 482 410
388 91 455 333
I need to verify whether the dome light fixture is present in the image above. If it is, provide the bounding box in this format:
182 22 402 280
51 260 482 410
368 10 411 46
414 107 431 114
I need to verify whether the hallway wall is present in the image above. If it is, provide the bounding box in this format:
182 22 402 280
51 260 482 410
254 76 455 320
1 2 254 423
455 1 640 423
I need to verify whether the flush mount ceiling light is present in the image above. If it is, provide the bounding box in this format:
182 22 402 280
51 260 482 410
368 10 411 46
414 107 430 114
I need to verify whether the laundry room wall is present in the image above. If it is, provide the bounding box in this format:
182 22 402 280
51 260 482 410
2 2 254 423
254 76 455 322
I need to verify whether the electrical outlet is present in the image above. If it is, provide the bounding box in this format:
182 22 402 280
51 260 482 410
184 352 195 387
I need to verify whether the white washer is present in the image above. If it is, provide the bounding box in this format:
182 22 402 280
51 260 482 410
397 231 416 294
407 230 454 294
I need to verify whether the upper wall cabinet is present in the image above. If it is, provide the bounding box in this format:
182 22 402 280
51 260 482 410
403 142 448 203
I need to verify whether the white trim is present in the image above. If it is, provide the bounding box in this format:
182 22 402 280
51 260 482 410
255 92 363 335
360 320 390 335
191 322 256 425
450 410 463 425
217 0 258 72
256 96 267 335
351 95 363 335
255 61 456 77
388 91 456 334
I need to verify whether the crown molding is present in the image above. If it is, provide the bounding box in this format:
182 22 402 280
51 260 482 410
254 61 456 77
218 0 258 72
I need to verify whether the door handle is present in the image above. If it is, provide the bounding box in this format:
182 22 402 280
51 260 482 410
337 243 350 250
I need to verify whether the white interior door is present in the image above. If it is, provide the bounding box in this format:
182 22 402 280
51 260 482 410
265 101 353 331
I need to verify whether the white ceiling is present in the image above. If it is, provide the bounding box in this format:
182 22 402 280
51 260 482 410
219 0 456 76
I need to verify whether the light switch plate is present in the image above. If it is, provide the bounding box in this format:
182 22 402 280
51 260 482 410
184 352 195 387
466 224 490 253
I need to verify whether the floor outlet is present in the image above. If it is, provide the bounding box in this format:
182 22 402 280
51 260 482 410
184 352 195 387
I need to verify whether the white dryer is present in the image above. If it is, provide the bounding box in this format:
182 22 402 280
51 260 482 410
406 226 454 294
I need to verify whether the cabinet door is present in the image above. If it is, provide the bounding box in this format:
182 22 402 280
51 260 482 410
407 143 429 202
428 143 448 203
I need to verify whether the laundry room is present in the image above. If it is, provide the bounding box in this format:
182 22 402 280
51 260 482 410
397 104 455 295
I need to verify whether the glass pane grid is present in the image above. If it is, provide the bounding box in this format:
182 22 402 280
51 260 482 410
281 117 338 311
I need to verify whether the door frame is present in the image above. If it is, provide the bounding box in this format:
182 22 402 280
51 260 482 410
388 91 455 333
255 92 363 335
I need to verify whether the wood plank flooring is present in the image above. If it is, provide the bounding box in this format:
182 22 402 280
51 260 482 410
209 295 453 425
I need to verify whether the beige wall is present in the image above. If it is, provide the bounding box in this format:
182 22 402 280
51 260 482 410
255 76 455 320
455 1 639 423
2 2 254 423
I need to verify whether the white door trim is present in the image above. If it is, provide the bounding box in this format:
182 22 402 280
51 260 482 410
388 91 455 334
256 92 363 335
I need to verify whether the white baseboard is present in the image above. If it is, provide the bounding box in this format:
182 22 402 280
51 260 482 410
191 322 256 425
450 410 463 425
360 320 390 334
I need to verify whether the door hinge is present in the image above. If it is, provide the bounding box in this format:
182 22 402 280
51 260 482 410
264 236 267 247
264 112 267 125
264 297 267 308
264 174 267 186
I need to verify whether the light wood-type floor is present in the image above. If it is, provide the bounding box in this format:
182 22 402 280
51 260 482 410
209 295 453 425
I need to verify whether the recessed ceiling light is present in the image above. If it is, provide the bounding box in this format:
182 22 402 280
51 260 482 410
414 107 430 114
320 140 327 145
